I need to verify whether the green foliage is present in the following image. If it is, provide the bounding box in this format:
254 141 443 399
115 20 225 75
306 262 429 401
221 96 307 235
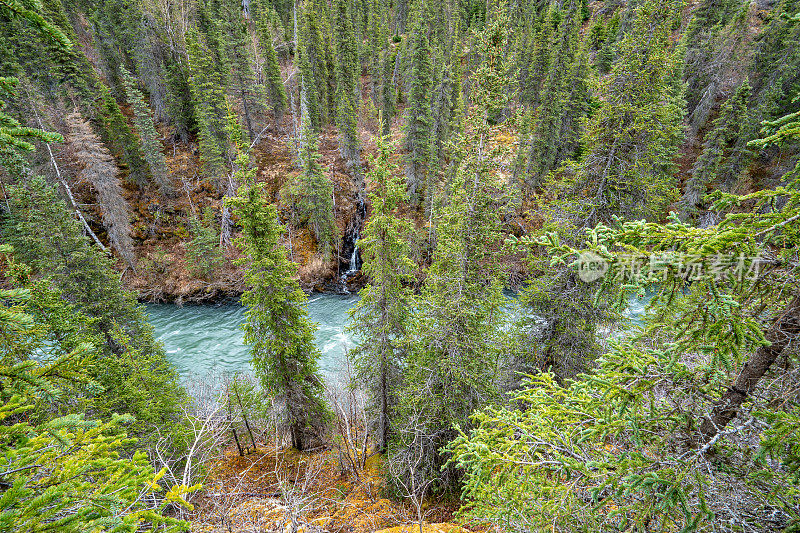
392 10 512 493
228 182 328 451
478 95 800 527
186 29 229 177
96 82 149 187
347 131 415 452
403 19 433 204
186 208 223 279
333 0 362 176
0 280 194 532
0 77 62 177
120 65 172 195
558 0 685 228
3 178 186 440
253 0 288 124
281 122 338 256
298 4 333 131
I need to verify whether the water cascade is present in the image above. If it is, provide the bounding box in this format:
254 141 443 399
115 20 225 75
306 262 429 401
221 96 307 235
339 197 366 293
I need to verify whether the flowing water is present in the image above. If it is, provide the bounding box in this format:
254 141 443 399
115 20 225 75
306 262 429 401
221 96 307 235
145 294 358 380
146 292 648 382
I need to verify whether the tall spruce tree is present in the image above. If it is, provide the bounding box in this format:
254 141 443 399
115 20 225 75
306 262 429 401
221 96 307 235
280 117 338 256
96 82 149 187
298 2 332 131
4 177 186 438
186 28 230 179
518 5 584 189
520 0 686 381
333 0 364 191
392 8 511 492
228 182 328 451
680 78 752 220
253 0 288 126
347 131 415 453
219 0 265 140
119 66 172 196
403 18 433 205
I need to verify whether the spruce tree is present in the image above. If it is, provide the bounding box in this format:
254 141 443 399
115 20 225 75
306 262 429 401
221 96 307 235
393 8 511 492
297 4 330 131
4 177 186 439
379 46 398 136
120 66 172 196
254 0 288 126
186 28 229 178
347 131 415 453
228 182 328 451
519 6 584 189
219 0 265 140
96 82 149 187
520 0 686 382
281 118 338 256
563 0 685 226
0 284 193 532
333 0 364 189
680 78 752 219
403 19 433 205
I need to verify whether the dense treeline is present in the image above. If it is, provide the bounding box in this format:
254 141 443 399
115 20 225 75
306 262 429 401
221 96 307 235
0 0 799 529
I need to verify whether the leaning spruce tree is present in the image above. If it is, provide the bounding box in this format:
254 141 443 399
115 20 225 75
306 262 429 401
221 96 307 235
119 65 172 196
228 182 328 451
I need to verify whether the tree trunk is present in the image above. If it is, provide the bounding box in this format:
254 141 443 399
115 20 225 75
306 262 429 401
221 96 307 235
379 350 388 453
699 294 800 441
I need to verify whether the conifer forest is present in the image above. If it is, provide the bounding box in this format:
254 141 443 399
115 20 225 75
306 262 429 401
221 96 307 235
1 0 800 529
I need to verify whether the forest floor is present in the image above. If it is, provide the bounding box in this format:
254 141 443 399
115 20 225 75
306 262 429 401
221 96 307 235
187 443 473 533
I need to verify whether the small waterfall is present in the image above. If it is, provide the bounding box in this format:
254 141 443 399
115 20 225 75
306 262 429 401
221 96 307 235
339 198 366 293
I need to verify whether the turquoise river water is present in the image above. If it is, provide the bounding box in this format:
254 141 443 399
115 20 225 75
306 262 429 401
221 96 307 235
145 294 358 380
146 293 647 381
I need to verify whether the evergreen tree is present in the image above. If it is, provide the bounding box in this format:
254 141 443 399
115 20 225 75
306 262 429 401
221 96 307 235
403 19 433 205
297 3 332 131
680 78 752 219
451 101 800 526
333 0 364 188
228 182 328 451
253 0 288 126
96 82 149 187
218 0 265 140
520 7 555 106
186 28 230 179
0 78 62 177
120 66 172 196
520 0 686 382
379 46 398 136
392 8 511 492
562 0 685 227
281 119 338 256
0 283 194 532
518 6 584 189
187 207 224 279
347 131 415 453
4 177 186 439
65 111 136 269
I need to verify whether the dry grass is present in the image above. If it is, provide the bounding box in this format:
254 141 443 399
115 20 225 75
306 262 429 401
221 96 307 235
188 443 464 533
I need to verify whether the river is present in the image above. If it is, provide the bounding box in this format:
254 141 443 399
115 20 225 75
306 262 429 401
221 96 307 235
145 294 358 380
146 292 648 381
